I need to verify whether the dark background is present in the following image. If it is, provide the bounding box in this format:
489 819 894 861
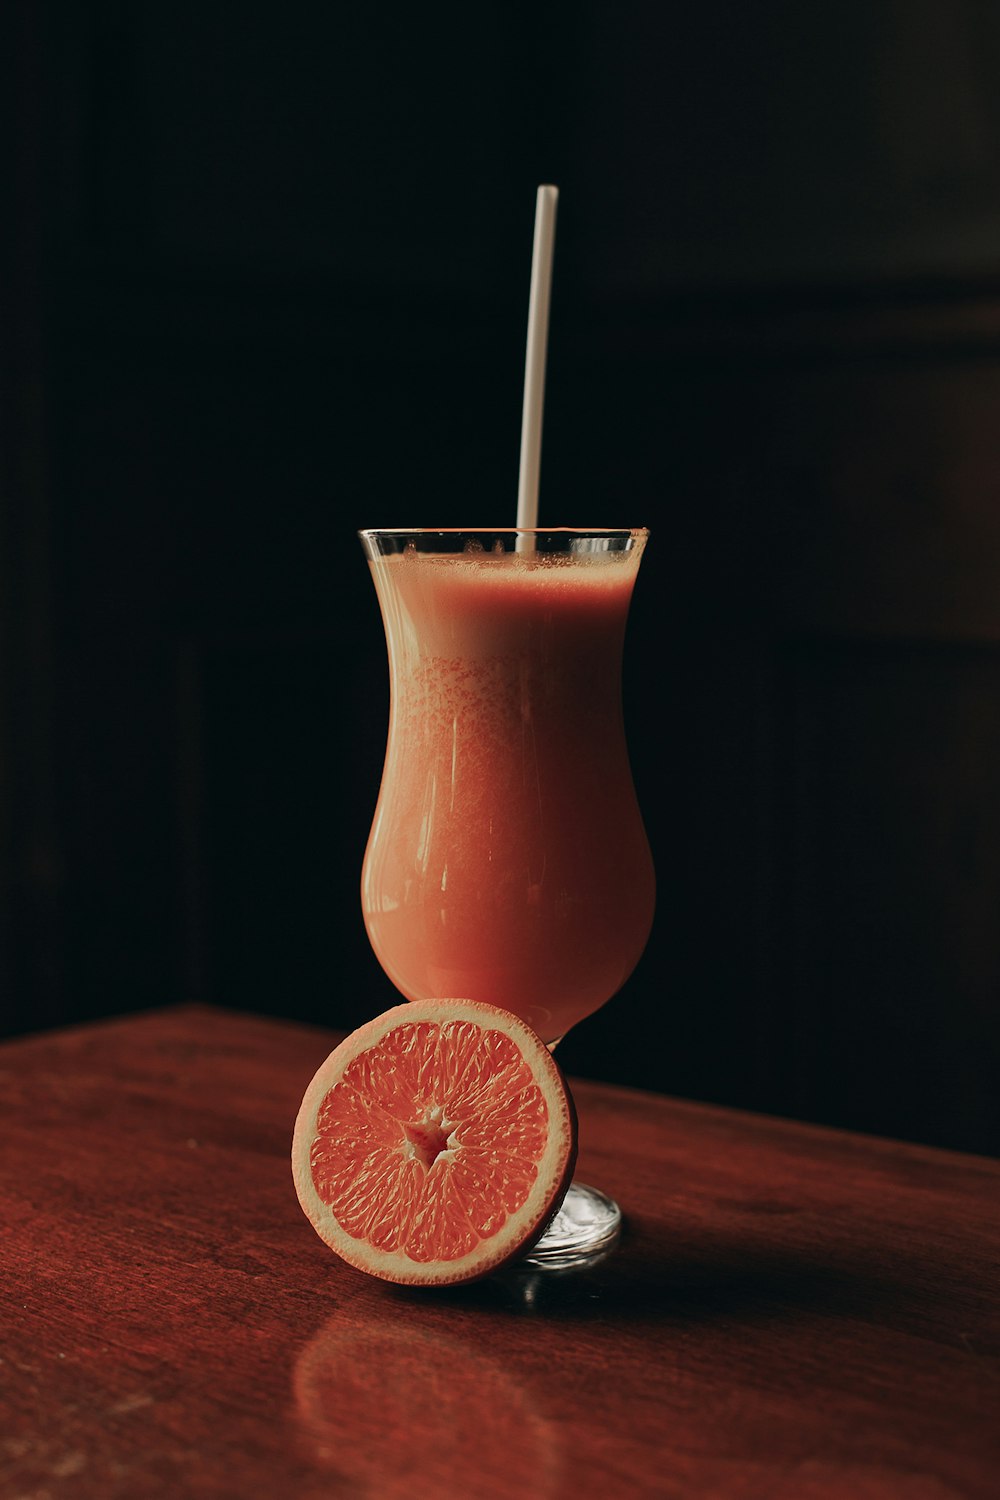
4 1 1000 1156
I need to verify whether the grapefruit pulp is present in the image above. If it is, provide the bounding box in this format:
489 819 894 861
291 999 577 1286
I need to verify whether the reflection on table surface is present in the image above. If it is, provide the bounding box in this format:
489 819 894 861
294 1316 560 1497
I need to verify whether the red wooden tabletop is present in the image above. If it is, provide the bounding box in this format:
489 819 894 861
2 1004 998 1499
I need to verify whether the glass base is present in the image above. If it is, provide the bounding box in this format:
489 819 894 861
522 1181 622 1270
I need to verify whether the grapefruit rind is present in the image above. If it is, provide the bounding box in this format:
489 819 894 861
291 999 577 1286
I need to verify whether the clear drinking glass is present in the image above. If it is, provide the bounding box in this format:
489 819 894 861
358 528 655 1264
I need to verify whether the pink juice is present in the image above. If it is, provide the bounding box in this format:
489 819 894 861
361 540 655 1043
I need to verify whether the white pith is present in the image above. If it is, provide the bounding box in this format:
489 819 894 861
402 1105 458 1169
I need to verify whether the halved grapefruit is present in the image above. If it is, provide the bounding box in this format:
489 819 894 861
291 999 577 1286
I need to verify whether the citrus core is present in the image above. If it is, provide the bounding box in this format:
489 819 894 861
291 999 577 1286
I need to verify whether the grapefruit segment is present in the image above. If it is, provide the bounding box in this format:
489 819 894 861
292 999 577 1286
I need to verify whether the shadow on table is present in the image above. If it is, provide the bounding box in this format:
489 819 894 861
408 1218 964 1334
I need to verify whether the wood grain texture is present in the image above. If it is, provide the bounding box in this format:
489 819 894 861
1 1005 998 1499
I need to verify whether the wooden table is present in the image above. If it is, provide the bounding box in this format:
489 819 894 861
2 1005 998 1499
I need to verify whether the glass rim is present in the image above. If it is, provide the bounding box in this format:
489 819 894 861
358 526 649 540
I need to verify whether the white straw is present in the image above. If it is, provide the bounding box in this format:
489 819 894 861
516 184 559 537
